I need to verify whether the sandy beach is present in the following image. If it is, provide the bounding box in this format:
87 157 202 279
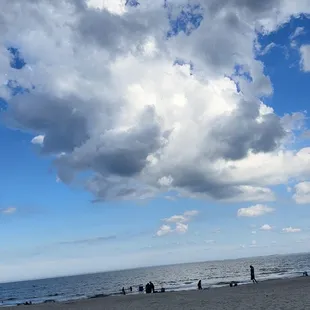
7 276 310 310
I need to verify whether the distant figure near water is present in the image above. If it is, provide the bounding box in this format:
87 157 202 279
250 265 258 283
197 280 202 290
145 282 155 294
122 287 126 295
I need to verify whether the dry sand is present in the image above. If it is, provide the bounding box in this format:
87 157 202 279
7 277 310 310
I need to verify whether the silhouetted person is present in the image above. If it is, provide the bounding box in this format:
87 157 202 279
145 283 151 294
303 271 308 277
250 265 258 283
198 280 202 290
149 281 155 293
122 287 126 295
129 286 133 292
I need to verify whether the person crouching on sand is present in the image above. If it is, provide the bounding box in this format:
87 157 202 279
250 265 258 283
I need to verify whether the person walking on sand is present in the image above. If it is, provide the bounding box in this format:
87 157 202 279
250 265 258 283
197 280 202 290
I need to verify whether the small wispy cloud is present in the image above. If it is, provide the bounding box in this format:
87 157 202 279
290 27 305 40
260 224 272 231
0 207 17 215
282 227 301 233
300 45 310 72
157 224 173 237
237 204 274 217
260 42 277 55
156 210 198 237
31 135 44 145
59 235 117 246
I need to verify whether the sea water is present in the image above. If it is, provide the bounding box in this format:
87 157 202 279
0 253 309 306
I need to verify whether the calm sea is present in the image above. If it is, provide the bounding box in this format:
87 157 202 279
1 253 309 306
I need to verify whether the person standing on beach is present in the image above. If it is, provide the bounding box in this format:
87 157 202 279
250 265 258 283
149 282 155 293
197 280 202 290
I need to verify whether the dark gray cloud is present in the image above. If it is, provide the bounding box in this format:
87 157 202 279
76 3 168 57
207 98 285 161
5 93 90 154
53 105 168 184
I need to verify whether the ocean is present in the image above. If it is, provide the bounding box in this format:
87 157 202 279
1 253 309 306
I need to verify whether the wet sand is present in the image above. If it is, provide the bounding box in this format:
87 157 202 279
7 276 310 310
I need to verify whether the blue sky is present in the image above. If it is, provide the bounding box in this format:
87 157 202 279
1 0 310 282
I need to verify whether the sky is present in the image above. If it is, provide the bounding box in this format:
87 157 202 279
0 0 310 283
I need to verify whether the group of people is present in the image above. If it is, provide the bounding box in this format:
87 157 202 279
122 282 156 295
123 265 259 296
145 281 155 293
197 265 259 290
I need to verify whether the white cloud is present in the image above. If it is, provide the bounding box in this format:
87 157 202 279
86 0 127 14
157 210 198 237
183 210 199 217
175 222 188 234
163 210 198 224
164 215 187 223
300 45 310 72
0 207 16 215
290 27 305 40
293 182 310 204
0 0 310 204
260 42 277 55
156 224 172 237
237 204 275 217
260 224 272 231
282 227 301 233
205 239 215 244
31 135 45 145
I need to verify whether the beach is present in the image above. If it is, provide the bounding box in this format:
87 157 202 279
7 276 310 310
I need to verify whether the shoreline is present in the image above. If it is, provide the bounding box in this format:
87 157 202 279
4 275 310 309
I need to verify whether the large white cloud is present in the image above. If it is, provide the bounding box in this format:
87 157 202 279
1 0 310 202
